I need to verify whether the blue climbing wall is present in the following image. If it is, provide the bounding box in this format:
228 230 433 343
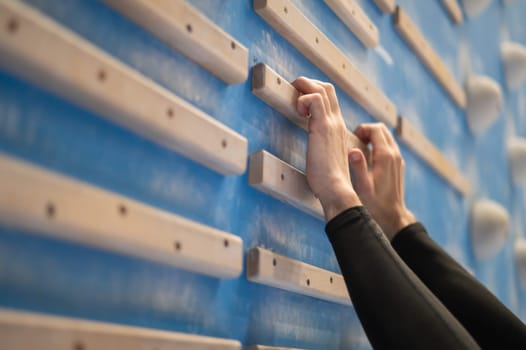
0 0 525 349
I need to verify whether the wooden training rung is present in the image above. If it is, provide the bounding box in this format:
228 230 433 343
373 0 396 14
102 0 248 84
254 0 397 127
251 63 370 160
396 118 470 196
393 6 466 109
323 0 379 48
0 308 241 350
441 0 463 24
247 247 352 305
0 0 247 176
0 153 244 278
248 150 324 220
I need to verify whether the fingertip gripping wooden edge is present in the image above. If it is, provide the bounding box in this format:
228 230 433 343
0 0 247 176
102 0 248 84
0 153 244 279
396 117 470 196
0 308 242 349
254 0 397 127
251 63 371 162
246 247 352 305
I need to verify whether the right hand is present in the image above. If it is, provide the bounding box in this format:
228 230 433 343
348 123 416 240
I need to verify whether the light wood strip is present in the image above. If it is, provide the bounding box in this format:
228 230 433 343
442 0 463 24
0 308 241 350
393 6 466 108
0 153 243 278
396 118 470 196
247 247 351 305
254 0 397 127
373 0 396 14
251 62 370 160
323 0 379 48
102 0 248 84
248 150 324 220
0 0 247 175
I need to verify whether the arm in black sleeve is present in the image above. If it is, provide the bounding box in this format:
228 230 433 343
326 206 480 350
391 222 526 349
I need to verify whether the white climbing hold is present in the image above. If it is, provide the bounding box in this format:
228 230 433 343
502 42 526 90
465 75 502 134
515 239 526 288
508 137 526 184
462 0 491 17
471 199 510 260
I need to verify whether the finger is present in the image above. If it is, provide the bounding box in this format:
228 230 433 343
292 77 331 109
378 123 398 149
354 123 389 149
297 93 326 124
348 148 372 195
310 80 339 111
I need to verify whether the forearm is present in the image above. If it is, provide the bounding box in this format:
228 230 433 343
326 207 479 350
392 223 526 349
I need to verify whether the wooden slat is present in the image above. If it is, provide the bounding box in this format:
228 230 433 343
102 0 248 84
0 308 241 350
0 153 243 278
248 150 324 220
251 62 370 160
323 0 379 48
393 6 466 109
246 247 351 305
0 0 247 175
254 0 397 127
442 0 463 24
396 118 470 196
373 0 396 14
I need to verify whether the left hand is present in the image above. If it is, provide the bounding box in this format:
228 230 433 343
291 77 361 221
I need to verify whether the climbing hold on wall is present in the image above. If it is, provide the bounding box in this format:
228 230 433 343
462 0 491 17
515 239 526 288
502 42 526 90
465 75 502 134
508 138 526 185
471 199 510 260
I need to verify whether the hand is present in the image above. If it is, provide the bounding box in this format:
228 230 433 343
291 77 361 221
348 123 416 240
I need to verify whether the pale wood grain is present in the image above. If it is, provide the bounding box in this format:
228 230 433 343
393 6 466 108
396 118 470 196
373 0 396 13
247 247 352 305
251 62 371 162
254 0 397 127
442 0 464 24
0 153 244 278
0 308 241 350
102 0 248 84
248 150 324 220
0 0 247 175
324 0 379 48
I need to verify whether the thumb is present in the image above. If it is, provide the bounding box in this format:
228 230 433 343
348 148 371 195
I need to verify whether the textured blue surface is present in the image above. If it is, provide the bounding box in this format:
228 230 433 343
0 0 525 349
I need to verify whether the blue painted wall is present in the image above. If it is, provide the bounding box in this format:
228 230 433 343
0 0 525 349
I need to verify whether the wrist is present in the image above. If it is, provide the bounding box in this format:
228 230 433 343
385 209 416 240
321 187 361 222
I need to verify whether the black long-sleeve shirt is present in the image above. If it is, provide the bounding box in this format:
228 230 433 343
326 206 526 349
